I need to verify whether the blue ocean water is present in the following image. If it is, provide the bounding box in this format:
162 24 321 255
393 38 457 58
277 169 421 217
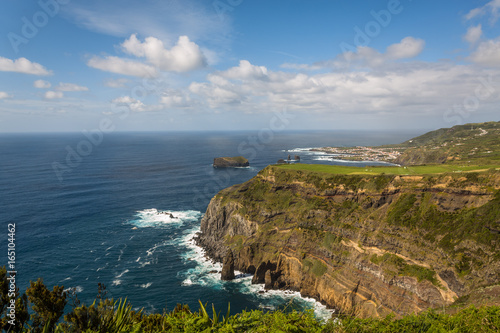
0 130 418 318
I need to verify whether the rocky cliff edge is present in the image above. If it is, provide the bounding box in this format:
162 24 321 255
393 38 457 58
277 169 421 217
196 165 500 318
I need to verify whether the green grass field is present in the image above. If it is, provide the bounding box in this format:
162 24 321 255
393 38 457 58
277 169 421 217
275 163 499 175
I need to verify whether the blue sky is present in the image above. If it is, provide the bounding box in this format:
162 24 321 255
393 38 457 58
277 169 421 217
0 0 499 132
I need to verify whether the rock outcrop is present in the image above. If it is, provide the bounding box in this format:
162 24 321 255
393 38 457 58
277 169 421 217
213 156 249 168
197 165 500 318
221 251 235 280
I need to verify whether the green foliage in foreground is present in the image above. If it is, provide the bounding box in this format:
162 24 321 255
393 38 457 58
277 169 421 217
325 306 500 333
1 267 500 332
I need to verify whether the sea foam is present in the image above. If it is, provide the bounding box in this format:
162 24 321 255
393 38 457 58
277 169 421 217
178 226 335 322
129 208 202 228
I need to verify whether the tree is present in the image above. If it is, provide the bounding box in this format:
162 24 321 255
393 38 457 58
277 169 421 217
26 278 67 332
0 266 29 332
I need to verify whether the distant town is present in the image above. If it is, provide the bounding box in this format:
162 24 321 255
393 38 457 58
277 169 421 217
310 146 403 162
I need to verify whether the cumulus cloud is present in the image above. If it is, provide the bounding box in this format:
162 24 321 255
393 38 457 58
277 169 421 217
112 96 147 112
104 78 130 88
55 82 89 92
464 24 483 44
87 34 207 76
386 37 425 59
87 56 157 77
121 34 207 72
465 0 500 24
0 92 11 99
0 57 52 75
342 37 424 66
189 82 242 108
34 80 51 89
469 38 500 66
160 90 193 108
190 61 329 110
285 37 425 71
45 91 64 99
186 58 500 119
218 60 268 80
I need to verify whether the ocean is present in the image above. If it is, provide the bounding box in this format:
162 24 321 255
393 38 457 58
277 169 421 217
0 130 418 319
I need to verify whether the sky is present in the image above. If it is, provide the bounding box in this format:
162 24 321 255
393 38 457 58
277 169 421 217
0 0 499 132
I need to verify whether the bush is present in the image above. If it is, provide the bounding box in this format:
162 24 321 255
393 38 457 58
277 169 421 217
1 267 499 333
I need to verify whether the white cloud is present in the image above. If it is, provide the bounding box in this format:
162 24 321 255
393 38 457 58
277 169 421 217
186 58 500 119
87 56 157 77
343 37 424 66
160 90 193 108
0 92 11 99
104 78 130 88
55 82 89 92
286 37 425 71
34 80 51 89
469 38 500 66
44 91 64 99
189 82 243 108
121 34 207 72
465 8 483 21
386 37 425 60
87 34 207 76
218 60 268 80
190 61 330 110
344 46 385 67
0 57 52 75
112 96 147 112
464 24 483 44
465 0 500 24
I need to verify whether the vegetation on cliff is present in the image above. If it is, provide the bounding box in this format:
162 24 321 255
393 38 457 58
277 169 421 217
196 120 500 321
2 268 499 332
392 121 500 165
198 163 500 318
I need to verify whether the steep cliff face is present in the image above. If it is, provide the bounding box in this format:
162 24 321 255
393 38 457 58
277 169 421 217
196 165 500 318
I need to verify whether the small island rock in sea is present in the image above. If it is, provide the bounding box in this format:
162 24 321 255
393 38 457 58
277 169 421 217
213 156 249 168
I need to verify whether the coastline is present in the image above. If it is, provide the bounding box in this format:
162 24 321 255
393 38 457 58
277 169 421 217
183 226 335 321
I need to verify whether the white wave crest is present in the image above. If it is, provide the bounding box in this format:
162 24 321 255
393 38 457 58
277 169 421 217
129 208 202 228
63 286 84 293
178 226 335 322
115 269 129 278
177 227 223 288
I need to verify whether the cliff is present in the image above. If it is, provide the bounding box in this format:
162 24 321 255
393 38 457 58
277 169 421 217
197 165 500 318
213 156 249 168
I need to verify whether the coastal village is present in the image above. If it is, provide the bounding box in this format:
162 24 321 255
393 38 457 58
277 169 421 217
308 126 497 163
310 146 403 162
